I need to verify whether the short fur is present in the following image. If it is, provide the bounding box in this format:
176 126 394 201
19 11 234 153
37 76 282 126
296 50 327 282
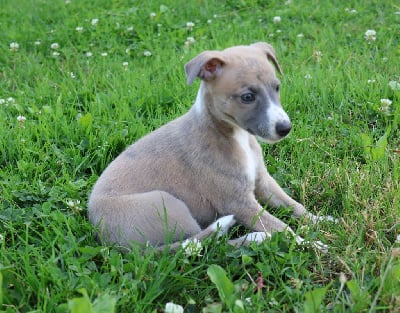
88 42 332 251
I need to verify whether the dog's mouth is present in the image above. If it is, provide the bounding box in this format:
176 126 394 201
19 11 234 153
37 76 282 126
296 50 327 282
246 128 255 135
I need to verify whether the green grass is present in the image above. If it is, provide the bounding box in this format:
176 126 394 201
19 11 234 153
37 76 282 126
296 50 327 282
1 0 399 312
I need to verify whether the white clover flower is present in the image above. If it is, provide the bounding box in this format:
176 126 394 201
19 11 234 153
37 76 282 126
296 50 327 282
150 12 156 19
297 33 304 38
0 99 5 105
182 238 202 257
52 51 60 57
66 199 82 212
51 43 60 49
186 21 195 31
101 52 108 57
273 16 281 23
364 29 376 41
76 26 84 32
350 9 357 13
207 19 212 24
367 79 376 84
10 42 19 51
165 302 184 313
91 18 99 25
17 115 26 123
122 62 129 69
86 52 93 57
379 98 392 115
34 40 41 45
70 72 76 79
389 80 400 91
143 50 152 57
127 26 134 31
313 50 323 62
7 97 15 104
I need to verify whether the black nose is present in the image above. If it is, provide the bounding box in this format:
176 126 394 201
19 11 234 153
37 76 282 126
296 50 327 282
276 120 292 137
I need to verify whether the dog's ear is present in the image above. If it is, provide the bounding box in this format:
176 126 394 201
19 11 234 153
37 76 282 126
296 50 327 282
251 42 282 75
185 51 226 85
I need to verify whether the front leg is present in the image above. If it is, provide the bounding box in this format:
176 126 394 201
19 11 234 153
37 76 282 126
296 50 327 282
255 166 307 217
255 167 337 223
226 195 328 252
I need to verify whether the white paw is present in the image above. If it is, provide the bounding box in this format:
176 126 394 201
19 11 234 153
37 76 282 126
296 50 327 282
212 215 236 236
307 213 338 224
295 235 329 253
246 231 271 243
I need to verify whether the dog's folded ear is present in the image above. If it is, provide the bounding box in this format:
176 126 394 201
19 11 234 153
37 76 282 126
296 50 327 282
251 42 283 75
185 51 226 85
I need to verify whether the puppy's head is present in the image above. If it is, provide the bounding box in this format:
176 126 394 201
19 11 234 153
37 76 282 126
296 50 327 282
185 42 291 143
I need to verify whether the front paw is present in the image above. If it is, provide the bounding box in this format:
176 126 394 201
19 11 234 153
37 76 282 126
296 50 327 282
295 235 329 253
305 212 338 224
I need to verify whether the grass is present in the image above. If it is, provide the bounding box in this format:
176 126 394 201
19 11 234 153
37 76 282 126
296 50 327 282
0 0 399 312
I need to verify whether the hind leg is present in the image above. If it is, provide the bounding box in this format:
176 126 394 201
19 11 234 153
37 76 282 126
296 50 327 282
88 190 204 247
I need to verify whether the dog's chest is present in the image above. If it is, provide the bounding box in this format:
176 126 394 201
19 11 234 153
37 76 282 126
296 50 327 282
233 129 257 183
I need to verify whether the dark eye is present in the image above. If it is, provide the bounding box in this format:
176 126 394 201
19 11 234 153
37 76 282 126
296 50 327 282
275 84 280 92
240 92 256 103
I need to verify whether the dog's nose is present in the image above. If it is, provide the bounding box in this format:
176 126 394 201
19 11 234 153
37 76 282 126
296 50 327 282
275 120 292 137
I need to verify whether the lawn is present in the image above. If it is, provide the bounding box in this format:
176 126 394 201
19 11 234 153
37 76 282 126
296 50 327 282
1 0 399 312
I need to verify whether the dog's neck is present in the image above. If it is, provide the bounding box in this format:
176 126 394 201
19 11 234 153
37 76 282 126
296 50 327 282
192 83 236 138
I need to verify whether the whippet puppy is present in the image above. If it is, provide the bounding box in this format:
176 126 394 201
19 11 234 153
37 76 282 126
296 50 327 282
88 42 333 251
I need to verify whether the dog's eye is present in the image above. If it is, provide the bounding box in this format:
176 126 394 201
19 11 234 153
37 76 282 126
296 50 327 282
240 92 256 103
275 84 280 92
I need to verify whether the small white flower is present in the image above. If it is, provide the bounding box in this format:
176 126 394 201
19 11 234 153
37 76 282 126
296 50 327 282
65 0 71 3
122 61 129 69
101 52 108 57
350 9 357 13
186 21 195 31
127 26 134 31
10 42 19 51
66 199 82 212
382 57 388 63
143 50 152 57
379 98 392 115
364 29 376 41
313 50 323 62
276 29 282 33
185 36 195 48
86 52 93 57
182 238 202 257
17 115 26 123
367 79 376 84
273 16 281 23
51 43 60 49
76 26 84 32
70 72 76 79
34 40 41 45
0 99 5 105
389 81 400 91
150 12 156 19
91 18 99 25
207 19 212 24
52 51 60 57
7 97 15 104
297 33 304 38
165 302 184 313
396 234 400 243
0 233 4 243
